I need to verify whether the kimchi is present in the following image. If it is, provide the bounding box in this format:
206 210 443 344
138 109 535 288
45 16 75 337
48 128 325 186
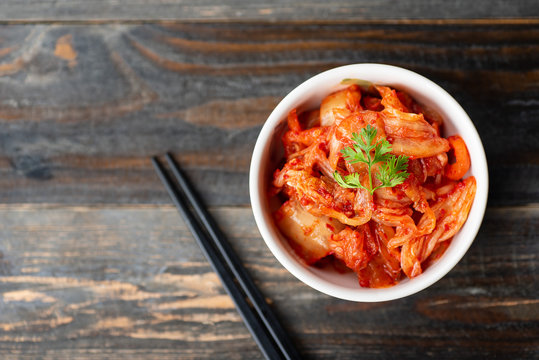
271 82 476 288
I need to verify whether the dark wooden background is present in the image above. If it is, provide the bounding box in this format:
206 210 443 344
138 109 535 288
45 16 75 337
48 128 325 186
0 2 538 359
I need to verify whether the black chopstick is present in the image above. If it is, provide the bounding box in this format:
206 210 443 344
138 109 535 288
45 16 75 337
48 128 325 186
152 155 300 360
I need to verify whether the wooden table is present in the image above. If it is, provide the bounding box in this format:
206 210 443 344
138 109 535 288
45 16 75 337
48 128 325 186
0 2 538 359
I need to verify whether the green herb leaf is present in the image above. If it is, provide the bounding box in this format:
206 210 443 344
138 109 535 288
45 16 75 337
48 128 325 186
374 155 410 191
372 140 392 164
333 171 367 191
341 146 367 164
332 125 410 194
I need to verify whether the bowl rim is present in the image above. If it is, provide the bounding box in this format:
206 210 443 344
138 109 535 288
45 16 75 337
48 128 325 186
249 63 489 302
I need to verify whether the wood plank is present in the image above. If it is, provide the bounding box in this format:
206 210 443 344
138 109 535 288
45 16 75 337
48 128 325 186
0 204 537 359
0 1 538 22
0 23 537 206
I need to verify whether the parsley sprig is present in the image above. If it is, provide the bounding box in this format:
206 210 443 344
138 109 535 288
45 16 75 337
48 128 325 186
333 125 409 195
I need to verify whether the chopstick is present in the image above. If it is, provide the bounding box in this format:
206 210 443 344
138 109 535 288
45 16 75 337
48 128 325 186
152 154 301 360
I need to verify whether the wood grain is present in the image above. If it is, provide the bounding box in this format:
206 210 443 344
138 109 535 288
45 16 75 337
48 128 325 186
0 4 537 360
0 22 537 206
0 204 537 359
0 1 538 22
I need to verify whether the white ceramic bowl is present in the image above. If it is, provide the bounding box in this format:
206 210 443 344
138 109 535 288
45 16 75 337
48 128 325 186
249 64 488 302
